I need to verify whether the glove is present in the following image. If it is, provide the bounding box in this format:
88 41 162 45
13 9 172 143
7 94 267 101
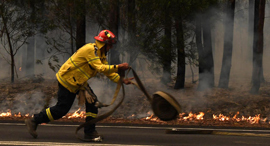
84 86 97 104
118 62 130 71
122 77 134 85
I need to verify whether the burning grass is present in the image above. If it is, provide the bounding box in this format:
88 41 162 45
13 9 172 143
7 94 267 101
1 79 270 129
1 108 270 129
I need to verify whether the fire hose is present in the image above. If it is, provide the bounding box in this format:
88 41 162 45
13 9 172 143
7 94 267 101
75 67 182 141
75 67 270 141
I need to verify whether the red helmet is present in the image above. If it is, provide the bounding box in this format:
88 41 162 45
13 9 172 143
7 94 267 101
94 30 116 44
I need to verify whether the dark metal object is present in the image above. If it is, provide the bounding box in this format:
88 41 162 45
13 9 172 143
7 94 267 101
152 93 178 121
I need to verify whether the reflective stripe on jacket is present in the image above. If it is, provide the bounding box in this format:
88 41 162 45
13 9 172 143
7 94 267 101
56 41 120 93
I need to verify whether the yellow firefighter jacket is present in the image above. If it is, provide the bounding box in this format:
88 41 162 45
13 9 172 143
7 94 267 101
56 41 120 93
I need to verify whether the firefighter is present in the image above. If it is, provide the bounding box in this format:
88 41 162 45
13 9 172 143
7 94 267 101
25 30 132 141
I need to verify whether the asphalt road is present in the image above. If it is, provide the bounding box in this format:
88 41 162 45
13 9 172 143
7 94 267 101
1 122 270 146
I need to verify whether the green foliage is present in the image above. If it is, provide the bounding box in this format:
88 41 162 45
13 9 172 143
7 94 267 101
48 55 61 72
1 0 221 79
36 59 43 65
0 1 34 53
0 0 58 82
133 0 220 78
44 0 91 72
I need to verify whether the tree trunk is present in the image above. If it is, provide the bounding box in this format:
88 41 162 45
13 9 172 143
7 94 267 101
109 0 120 65
127 0 138 69
10 50 15 83
26 36 35 78
76 0 86 50
1 10 15 83
161 3 172 84
195 15 204 78
68 0 75 54
218 0 235 88
248 0 254 61
203 25 214 88
197 12 215 90
26 1 36 78
250 0 265 94
174 16 185 89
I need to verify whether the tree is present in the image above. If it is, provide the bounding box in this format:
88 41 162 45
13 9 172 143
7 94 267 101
218 0 236 88
49 0 77 54
108 0 120 65
160 1 172 84
173 0 190 89
75 0 86 50
174 14 185 89
250 0 265 94
135 0 176 84
127 0 139 69
25 0 37 78
195 14 204 86
0 1 34 82
197 10 215 90
44 0 86 71
87 0 121 65
248 0 254 60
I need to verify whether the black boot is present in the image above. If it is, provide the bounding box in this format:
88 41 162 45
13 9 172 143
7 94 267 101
25 118 38 138
84 130 103 142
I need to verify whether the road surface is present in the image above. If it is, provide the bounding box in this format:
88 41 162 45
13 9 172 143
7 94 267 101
1 122 270 146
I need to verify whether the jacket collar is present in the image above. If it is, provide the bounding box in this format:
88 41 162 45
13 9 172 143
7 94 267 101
95 40 106 49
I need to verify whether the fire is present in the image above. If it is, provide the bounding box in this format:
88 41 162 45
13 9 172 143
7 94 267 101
212 112 263 124
0 108 86 119
19 67 22 71
0 109 269 126
0 110 30 118
145 111 269 125
179 112 205 121
196 112 205 120
0 109 12 117
64 108 86 119
213 114 230 121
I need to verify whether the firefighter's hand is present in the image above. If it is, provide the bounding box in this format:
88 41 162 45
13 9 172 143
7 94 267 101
118 63 130 71
122 77 134 85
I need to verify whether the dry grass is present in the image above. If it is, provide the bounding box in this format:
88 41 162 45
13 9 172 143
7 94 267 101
1 78 270 128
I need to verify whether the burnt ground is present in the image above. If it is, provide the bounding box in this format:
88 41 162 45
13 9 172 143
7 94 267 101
1 78 270 129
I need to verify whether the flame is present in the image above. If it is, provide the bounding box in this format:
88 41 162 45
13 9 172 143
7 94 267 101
196 112 205 120
66 108 86 119
179 112 205 121
212 112 263 124
145 114 160 122
0 109 268 126
146 114 154 120
0 110 31 118
145 111 268 125
213 114 230 121
19 67 22 71
0 108 86 119
0 109 12 117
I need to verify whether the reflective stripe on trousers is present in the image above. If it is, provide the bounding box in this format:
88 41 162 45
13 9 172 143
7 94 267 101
85 112 97 118
46 108 54 121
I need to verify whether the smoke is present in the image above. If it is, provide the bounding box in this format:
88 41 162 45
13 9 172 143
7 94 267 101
0 90 45 115
1 1 270 119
